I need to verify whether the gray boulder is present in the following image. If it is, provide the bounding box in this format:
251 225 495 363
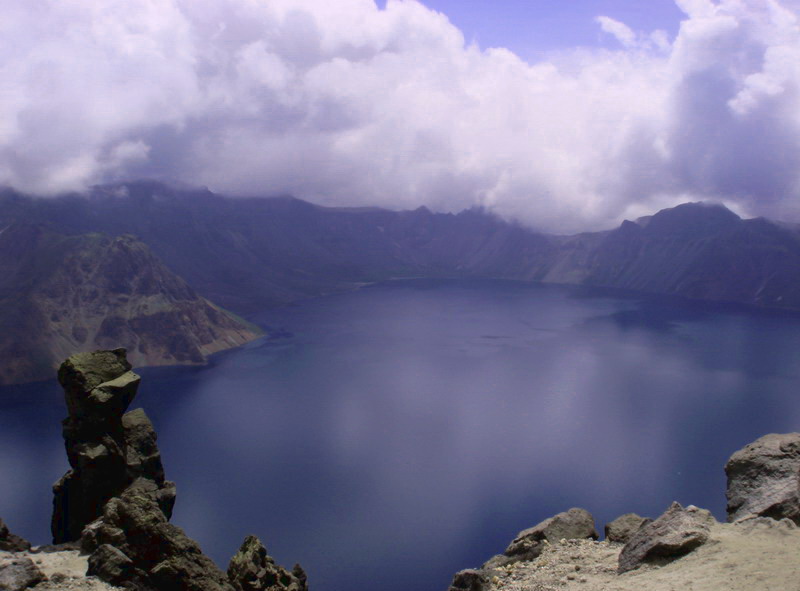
618 502 715 573
0 519 30 552
51 348 175 543
227 535 308 591
725 432 800 523
0 557 45 590
604 513 652 544
490 508 598 566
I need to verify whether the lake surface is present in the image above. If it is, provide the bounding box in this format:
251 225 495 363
3 278 800 591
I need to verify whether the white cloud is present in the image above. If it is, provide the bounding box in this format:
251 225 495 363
597 16 638 48
3 0 800 231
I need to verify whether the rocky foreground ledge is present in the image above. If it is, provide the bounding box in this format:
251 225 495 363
0 349 306 591
448 432 800 591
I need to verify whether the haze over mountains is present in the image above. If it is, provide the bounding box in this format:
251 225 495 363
3 180 800 384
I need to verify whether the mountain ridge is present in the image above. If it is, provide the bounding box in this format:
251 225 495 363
0 222 262 385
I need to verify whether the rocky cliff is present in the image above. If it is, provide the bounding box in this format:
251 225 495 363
0 223 261 385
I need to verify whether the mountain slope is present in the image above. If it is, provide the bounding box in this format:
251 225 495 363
0 223 261 385
4 182 800 316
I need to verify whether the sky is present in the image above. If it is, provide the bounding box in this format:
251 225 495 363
3 0 800 232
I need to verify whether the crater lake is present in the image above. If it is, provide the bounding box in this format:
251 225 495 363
3 278 800 591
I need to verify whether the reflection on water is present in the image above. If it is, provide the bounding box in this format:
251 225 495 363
3 279 800 591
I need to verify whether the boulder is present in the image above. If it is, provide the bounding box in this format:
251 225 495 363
51 348 175 543
87 544 134 586
492 508 598 566
227 535 308 591
618 502 714 573
725 432 800 523
604 513 652 544
447 569 490 591
0 557 45 590
0 519 30 552
86 486 234 591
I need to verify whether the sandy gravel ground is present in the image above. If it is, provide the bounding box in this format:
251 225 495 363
487 517 800 591
0 549 122 591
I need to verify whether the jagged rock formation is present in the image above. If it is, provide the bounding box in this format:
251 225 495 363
227 535 308 591
51 349 175 543
84 485 234 591
43 350 307 591
617 503 714 573
0 223 261 385
604 513 651 544
0 520 31 552
725 432 800 523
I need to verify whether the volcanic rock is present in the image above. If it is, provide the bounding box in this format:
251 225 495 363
0 519 30 552
618 502 714 573
447 569 490 591
227 535 308 591
725 432 800 524
0 557 45 590
51 349 175 543
604 513 652 544
85 485 233 591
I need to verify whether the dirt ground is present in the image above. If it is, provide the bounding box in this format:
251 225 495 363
486 517 800 591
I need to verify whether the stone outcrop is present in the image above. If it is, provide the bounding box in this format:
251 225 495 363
483 508 598 569
84 484 234 591
725 432 800 524
604 513 652 544
617 502 715 573
51 349 175 543
227 535 308 591
0 557 45 590
41 349 308 591
0 519 30 552
447 569 492 591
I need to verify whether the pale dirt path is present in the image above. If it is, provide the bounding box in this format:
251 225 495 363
488 518 800 591
1 549 122 591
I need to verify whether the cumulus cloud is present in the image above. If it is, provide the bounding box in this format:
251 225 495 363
2 0 800 231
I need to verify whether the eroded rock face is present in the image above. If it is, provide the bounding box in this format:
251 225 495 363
51 349 175 543
618 502 715 573
486 508 598 567
0 519 31 552
85 485 234 591
725 432 800 524
604 513 652 544
227 535 308 591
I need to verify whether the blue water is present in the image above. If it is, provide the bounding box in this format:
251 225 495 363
3 278 800 591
